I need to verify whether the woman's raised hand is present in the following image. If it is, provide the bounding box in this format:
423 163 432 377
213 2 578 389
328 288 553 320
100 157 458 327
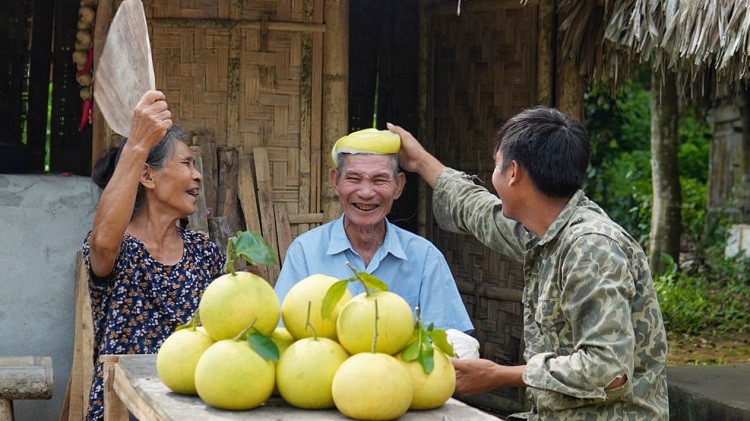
129 90 172 149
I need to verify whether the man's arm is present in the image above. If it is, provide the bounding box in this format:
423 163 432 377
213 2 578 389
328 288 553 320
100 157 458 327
387 123 445 188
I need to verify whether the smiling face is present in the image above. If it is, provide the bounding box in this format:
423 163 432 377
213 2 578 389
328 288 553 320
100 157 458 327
149 140 203 218
331 154 405 230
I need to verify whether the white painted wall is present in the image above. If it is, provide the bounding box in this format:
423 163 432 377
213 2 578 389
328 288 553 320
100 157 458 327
0 174 97 421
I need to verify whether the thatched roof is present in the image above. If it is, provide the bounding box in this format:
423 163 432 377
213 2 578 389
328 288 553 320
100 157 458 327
557 0 750 89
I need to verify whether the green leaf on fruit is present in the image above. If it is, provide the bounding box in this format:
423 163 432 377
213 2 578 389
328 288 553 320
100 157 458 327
401 340 420 362
430 328 456 357
321 280 349 319
247 332 280 361
233 231 278 266
418 344 435 374
357 272 388 291
344 262 388 293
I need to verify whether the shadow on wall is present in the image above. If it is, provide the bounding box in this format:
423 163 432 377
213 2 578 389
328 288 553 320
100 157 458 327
0 174 97 421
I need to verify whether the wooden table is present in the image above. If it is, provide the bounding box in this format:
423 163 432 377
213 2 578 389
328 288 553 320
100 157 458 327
103 355 501 420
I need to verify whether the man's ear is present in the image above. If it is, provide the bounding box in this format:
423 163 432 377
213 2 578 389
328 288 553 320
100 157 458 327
508 160 522 186
393 172 406 199
140 164 156 189
329 167 340 196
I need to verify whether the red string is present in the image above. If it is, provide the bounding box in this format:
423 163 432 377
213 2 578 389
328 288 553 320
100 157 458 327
76 48 94 78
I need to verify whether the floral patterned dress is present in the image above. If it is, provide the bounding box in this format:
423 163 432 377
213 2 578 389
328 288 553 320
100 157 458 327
82 229 224 421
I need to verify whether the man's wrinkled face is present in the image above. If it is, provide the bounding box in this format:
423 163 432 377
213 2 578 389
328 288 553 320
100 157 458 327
331 154 405 229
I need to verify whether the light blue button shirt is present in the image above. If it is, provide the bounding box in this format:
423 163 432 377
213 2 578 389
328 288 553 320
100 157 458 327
274 215 474 333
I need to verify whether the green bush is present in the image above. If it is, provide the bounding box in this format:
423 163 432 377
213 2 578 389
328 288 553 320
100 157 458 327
655 255 750 335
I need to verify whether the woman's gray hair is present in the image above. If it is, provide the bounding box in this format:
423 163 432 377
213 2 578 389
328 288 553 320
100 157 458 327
92 125 192 217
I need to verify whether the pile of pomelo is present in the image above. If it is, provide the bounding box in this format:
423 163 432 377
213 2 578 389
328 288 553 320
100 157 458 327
156 232 457 420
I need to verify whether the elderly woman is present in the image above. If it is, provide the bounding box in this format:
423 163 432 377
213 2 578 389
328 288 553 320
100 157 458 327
274 129 473 334
83 91 224 420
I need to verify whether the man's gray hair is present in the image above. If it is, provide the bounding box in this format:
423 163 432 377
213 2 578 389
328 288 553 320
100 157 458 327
334 153 400 178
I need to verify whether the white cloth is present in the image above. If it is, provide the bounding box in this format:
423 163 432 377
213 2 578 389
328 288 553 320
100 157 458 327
446 328 480 359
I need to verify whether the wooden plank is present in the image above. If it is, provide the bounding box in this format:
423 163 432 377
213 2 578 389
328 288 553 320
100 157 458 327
253 147 281 283
288 212 325 224
196 137 218 218
216 146 243 234
66 253 85 420
225 0 242 151
274 203 293 271
102 356 128 421
187 146 209 234
0 399 12 421
321 0 347 222
237 154 269 280
208 217 233 258
149 18 326 32
112 363 165 421
311 0 324 216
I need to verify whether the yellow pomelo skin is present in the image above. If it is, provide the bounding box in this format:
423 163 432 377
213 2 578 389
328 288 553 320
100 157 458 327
156 326 214 395
332 353 413 420
194 339 275 410
336 291 415 355
281 274 352 340
270 327 295 396
398 348 456 410
276 337 349 409
199 271 280 340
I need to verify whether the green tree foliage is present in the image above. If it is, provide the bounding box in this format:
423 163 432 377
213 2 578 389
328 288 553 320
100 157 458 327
584 76 750 336
584 77 710 247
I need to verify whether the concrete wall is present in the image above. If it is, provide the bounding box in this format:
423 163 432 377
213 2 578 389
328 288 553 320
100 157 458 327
0 174 98 421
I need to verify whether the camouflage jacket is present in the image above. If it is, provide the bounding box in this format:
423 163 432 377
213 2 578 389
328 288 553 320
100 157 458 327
434 169 669 420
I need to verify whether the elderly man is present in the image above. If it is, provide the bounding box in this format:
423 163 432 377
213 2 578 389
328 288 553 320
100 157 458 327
274 129 473 334
389 107 668 420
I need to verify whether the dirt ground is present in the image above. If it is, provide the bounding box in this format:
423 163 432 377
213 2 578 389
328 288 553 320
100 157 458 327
667 332 750 365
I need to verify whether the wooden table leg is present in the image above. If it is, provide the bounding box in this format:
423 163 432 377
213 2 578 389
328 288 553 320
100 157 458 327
101 356 128 421
0 398 13 421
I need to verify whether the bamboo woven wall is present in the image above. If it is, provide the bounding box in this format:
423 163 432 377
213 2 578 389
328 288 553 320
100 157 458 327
422 0 542 414
134 0 325 250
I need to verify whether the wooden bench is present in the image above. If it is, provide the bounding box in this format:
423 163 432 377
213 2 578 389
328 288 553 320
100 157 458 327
0 356 54 421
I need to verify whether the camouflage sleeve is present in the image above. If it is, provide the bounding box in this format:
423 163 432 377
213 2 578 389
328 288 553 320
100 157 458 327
523 233 637 405
433 168 527 261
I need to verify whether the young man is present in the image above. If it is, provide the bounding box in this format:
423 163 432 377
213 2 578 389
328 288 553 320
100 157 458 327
274 129 473 334
388 107 668 419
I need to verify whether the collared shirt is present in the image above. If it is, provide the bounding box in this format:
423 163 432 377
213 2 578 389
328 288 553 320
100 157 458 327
434 168 669 420
274 214 474 333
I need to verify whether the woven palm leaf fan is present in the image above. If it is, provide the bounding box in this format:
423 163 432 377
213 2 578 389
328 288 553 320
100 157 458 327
94 0 155 137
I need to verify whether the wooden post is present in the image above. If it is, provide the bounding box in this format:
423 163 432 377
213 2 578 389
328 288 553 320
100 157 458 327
101 355 128 421
555 35 585 121
537 0 555 107
321 0 349 222
0 399 12 421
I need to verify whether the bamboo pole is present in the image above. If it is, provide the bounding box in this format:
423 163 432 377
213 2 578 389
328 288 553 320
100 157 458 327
321 0 349 222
